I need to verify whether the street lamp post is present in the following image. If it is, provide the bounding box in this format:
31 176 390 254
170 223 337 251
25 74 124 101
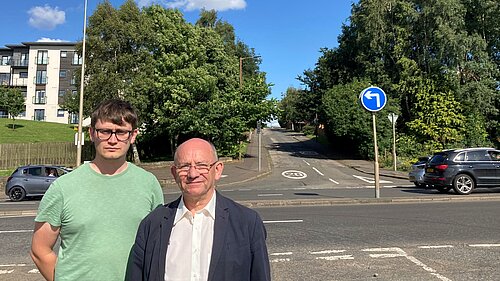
76 0 88 167
238 55 261 168
239 56 261 88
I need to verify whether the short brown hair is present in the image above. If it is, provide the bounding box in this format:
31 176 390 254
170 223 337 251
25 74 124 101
90 99 138 129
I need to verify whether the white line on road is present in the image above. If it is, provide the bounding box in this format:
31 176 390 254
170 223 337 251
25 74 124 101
312 167 324 176
316 255 354 261
0 230 33 234
0 202 36 205
270 258 290 263
263 220 303 224
257 194 283 197
362 247 452 281
303 160 310 166
28 269 39 274
0 264 27 267
310 250 345 254
419 245 454 249
270 252 293 256
469 244 500 247
329 178 340 184
0 270 14 274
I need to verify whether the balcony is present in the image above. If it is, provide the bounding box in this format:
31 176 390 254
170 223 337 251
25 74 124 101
9 59 29 67
12 78 28 86
33 96 47 104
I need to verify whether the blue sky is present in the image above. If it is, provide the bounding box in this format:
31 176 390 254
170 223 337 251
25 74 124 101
0 0 356 100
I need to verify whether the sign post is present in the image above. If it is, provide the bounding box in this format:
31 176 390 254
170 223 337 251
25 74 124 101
388 113 398 171
359 86 387 198
257 121 261 171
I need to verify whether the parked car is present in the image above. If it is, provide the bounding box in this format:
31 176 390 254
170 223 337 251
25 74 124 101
408 156 430 188
4 165 71 201
424 147 500 195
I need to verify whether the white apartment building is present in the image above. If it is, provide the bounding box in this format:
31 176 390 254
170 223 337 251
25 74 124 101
0 42 81 124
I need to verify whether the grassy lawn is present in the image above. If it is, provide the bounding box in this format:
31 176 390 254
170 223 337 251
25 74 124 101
0 118 82 144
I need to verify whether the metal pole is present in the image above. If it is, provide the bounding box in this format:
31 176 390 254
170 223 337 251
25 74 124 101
392 118 397 171
258 124 261 171
76 0 88 167
372 113 380 198
239 57 243 88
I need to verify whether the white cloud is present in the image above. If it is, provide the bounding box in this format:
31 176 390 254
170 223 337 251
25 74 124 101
36 38 69 43
136 0 246 11
28 5 65 30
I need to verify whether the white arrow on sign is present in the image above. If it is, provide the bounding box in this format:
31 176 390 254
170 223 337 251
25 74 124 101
363 91 380 108
353 175 392 184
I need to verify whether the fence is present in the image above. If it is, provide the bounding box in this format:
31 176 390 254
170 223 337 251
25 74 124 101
0 142 94 170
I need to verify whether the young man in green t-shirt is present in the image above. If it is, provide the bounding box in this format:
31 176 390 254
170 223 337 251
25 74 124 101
30 99 164 281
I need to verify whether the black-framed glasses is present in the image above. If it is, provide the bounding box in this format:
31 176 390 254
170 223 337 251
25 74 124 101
175 161 218 175
94 128 133 141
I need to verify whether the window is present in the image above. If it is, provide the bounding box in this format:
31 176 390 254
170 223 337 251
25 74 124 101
36 70 47 84
61 51 67 58
33 91 46 104
27 167 43 176
19 72 28 78
36 50 48 64
57 109 65 117
69 113 78 124
18 111 26 117
59 90 66 97
71 75 77 85
72 53 82 65
20 53 28 66
1 56 9 65
0 73 9 85
60 70 67 78
21 91 27 99
34 109 45 121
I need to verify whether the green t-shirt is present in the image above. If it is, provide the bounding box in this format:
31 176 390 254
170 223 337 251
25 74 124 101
35 162 164 281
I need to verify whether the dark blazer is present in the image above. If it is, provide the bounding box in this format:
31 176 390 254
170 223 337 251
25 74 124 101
126 191 271 281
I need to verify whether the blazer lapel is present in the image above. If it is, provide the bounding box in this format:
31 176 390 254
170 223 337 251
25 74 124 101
208 192 229 281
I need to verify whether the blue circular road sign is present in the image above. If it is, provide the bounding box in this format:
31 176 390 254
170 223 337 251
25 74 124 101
359 86 387 112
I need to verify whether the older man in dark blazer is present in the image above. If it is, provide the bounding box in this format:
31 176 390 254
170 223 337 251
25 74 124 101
126 138 271 281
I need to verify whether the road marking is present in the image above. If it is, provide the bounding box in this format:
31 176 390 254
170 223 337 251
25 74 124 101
263 219 303 224
353 175 393 184
303 160 310 166
0 202 37 205
282 170 307 179
329 178 339 184
28 269 39 274
310 250 345 254
270 258 290 263
363 247 451 281
0 230 33 234
0 270 14 274
419 245 453 249
312 167 324 176
220 174 228 178
469 244 500 247
270 252 293 256
0 264 27 267
316 255 354 260
257 193 283 197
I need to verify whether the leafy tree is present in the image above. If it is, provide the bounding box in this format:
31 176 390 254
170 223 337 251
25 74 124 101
0 87 25 129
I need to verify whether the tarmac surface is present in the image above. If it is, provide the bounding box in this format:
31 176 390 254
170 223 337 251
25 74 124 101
2 130 500 217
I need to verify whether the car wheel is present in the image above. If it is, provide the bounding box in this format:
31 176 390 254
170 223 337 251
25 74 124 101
453 174 475 195
8 186 26 202
435 186 451 193
414 182 427 188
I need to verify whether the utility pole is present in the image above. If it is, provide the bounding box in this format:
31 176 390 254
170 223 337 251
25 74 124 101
76 0 88 167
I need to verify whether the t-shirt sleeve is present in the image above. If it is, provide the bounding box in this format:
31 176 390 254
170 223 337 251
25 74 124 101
34 181 63 227
149 175 164 210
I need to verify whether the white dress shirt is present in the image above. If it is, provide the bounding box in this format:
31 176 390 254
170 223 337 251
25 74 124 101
165 192 216 281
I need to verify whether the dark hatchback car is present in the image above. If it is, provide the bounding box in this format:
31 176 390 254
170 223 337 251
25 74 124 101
4 165 71 201
424 147 500 195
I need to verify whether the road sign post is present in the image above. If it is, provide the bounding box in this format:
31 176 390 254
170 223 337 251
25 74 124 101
359 86 387 198
388 113 398 171
257 121 261 171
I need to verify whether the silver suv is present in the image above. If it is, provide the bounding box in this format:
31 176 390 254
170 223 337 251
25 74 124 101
4 165 71 201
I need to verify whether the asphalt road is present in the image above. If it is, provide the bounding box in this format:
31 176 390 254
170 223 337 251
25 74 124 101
2 201 500 280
